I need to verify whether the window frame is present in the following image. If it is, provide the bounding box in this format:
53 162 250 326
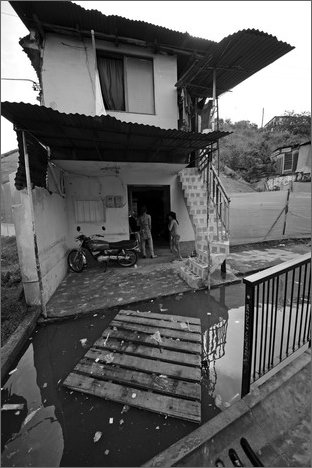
96 50 156 115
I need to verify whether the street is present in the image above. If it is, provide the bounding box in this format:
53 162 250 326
230 191 311 244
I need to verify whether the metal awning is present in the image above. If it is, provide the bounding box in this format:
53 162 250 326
1 102 230 189
175 29 294 98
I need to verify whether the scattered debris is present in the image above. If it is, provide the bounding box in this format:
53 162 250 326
215 394 222 409
150 331 162 344
2 404 24 411
103 353 114 364
7 450 19 460
80 338 88 347
104 449 110 455
93 431 102 443
121 405 130 414
8 368 17 376
109 418 113 424
103 332 111 347
24 408 40 426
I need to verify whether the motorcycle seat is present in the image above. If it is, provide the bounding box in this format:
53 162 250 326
108 240 137 249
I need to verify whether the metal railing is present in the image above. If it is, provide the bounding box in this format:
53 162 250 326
241 253 311 397
198 153 230 237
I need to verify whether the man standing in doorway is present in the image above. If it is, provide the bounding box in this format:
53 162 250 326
137 206 157 258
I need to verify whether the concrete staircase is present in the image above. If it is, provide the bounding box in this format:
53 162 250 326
177 167 230 289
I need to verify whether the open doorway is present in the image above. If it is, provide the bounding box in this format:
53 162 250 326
128 185 170 246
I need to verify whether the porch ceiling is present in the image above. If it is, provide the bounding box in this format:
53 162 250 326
1 102 230 190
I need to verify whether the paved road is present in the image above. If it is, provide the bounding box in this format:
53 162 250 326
229 191 311 244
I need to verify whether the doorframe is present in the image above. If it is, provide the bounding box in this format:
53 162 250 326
127 184 171 214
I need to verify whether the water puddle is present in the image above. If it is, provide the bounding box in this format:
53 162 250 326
1 283 245 466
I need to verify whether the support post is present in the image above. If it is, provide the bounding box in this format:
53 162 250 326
22 131 47 318
241 281 255 397
216 97 220 175
206 150 212 291
282 189 290 236
212 68 217 132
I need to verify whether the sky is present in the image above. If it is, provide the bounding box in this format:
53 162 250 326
1 0 311 153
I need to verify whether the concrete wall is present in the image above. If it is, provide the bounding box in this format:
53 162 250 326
42 33 178 129
10 167 69 306
62 162 194 247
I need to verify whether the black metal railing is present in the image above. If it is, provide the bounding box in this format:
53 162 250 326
241 253 311 397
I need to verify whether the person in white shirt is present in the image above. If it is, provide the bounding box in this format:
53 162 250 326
137 206 157 258
168 211 183 260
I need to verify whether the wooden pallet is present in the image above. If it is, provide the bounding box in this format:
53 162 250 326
63 310 202 423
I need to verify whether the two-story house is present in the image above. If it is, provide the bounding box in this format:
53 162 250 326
2 1 294 311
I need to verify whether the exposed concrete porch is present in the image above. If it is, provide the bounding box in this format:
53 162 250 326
45 247 239 320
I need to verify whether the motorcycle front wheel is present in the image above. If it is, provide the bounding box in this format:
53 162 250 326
117 249 137 267
68 249 84 272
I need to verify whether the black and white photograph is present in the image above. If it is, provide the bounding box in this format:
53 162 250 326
1 1 311 466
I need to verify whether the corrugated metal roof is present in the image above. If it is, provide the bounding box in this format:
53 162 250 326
10 1 216 54
10 2 294 99
179 29 294 97
1 102 230 189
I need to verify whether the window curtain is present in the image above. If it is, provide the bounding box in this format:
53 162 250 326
97 56 125 111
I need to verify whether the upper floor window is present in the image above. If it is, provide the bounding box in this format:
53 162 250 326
97 53 155 114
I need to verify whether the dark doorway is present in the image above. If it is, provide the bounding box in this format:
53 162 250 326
128 185 170 246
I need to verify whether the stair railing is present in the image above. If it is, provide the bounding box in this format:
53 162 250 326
209 165 230 236
198 152 230 237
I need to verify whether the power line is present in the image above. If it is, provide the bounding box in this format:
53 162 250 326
1 12 19 18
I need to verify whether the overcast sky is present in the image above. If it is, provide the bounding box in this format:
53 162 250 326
1 0 311 153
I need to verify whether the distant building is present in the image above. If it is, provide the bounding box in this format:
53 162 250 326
269 141 311 187
264 114 310 133
270 145 299 175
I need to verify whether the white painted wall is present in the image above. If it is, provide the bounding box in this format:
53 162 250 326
42 33 178 129
10 167 69 306
60 161 194 246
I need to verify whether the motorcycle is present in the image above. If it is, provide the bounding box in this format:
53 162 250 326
67 226 140 273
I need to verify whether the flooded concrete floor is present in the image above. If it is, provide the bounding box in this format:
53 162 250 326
1 284 246 467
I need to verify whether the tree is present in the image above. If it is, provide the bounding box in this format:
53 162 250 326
271 111 311 137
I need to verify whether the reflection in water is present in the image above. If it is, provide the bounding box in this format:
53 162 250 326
1 341 65 467
202 287 229 395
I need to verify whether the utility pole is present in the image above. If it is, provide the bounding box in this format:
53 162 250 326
261 108 264 128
